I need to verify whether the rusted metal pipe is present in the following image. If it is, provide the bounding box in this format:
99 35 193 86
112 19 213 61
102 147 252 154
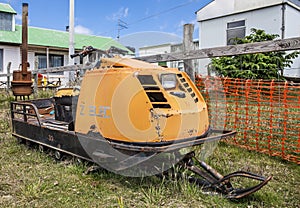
11 3 32 98
22 3 28 74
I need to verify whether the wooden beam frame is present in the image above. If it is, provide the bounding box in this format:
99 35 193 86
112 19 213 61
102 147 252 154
136 37 300 63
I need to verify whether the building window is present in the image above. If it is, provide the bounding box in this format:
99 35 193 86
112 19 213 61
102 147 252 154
36 54 64 69
37 54 47 69
50 55 64 67
0 49 3 72
0 12 13 31
226 20 245 45
87 51 101 64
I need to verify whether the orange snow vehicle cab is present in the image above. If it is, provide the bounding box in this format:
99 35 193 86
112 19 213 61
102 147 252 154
75 57 210 144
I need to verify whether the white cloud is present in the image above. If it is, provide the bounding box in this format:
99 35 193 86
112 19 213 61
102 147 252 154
178 19 197 28
15 14 22 21
15 14 31 25
107 7 129 21
159 22 168 31
178 20 187 27
176 19 199 39
74 25 93 35
124 8 129 18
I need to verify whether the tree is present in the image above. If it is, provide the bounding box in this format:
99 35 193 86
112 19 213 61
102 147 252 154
209 28 300 80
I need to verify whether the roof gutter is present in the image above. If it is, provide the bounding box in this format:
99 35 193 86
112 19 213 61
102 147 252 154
281 1 286 39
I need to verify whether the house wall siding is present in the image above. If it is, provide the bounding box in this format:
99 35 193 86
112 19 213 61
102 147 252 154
197 4 300 77
284 5 300 77
0 45 19 81
196 0 299 21
139 44 171 57
0 45 73 82
199 6 282 48
234 0 283 13
285 5 300 38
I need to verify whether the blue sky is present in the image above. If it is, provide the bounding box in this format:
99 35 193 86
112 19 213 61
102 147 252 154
2 0 212 49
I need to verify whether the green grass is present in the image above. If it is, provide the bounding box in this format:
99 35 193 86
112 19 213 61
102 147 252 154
1 136 299 208
0 88 55 109
1 108 299 207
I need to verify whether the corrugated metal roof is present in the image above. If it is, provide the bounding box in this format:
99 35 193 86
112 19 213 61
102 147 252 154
0 3 17 14
0 25 131 53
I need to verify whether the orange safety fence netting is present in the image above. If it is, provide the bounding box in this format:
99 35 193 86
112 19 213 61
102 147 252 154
196 76 300 164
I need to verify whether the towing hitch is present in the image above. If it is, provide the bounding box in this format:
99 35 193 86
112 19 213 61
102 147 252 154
181 152 272 199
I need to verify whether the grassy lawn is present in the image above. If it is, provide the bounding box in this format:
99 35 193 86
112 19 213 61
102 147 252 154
0 91 299 207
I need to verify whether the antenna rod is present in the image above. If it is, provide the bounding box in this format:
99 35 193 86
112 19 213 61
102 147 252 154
69 0 75 65
117 18 128 41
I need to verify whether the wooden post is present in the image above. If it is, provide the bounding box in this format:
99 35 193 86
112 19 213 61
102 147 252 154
183 24 195 82
21 3 28 75
33 57 38 98
6 62 11 91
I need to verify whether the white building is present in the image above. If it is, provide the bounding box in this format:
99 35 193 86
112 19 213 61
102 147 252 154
196 0 300 77
139 41 199 71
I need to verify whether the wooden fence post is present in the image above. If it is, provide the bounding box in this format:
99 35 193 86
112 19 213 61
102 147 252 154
6 62 11 92
33 57 38 98
183 24 195 82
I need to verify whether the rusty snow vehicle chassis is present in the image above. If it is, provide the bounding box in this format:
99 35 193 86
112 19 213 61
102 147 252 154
10 57 271 199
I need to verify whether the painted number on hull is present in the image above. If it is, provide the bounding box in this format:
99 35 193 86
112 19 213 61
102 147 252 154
80 105 110 118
